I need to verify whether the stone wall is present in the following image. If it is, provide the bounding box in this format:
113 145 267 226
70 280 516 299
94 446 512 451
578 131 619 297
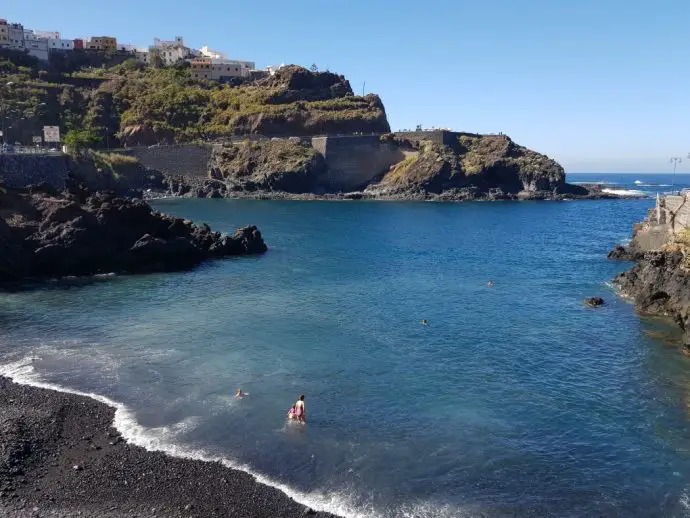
311 135 406 192
394 130 482 147
110 145 213 177
662 195 690 232
0 154 71 189
631 194 690 252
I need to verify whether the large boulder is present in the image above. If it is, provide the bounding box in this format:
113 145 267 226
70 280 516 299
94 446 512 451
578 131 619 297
0 188 267 282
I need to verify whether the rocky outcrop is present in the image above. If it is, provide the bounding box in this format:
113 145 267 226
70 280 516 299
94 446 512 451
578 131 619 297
584 296 605 307
363 135 581 200
207 140 327 194
0 185 266 282
614 247 690 346
608 244 644 261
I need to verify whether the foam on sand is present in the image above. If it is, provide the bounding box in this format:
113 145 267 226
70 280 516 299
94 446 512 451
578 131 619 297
0 356 376 518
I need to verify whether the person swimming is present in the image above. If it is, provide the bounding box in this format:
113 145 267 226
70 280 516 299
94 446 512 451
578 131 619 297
287 404 297 420
235 388 244 398
289 394 306 423
487 280 494 288
421 319 428 325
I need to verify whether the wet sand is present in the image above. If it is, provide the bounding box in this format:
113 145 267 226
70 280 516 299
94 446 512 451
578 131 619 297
0 377 338 518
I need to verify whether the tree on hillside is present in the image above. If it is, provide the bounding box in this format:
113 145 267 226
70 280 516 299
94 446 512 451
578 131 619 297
310 63 318 72
64 128 101 151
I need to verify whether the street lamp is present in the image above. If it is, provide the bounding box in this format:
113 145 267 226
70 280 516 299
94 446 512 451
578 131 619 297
670 157 682 194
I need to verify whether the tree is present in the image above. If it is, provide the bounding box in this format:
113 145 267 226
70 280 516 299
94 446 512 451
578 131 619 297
310 63 318 73
415 124 422 131
64 128 101 151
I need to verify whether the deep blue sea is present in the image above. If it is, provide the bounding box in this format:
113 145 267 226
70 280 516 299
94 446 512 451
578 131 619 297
3 173 690 517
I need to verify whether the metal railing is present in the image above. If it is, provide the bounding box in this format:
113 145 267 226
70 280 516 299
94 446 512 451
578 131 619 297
0 146 64 155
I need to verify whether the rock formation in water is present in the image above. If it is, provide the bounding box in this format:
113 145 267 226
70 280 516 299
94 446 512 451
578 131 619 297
614 248 690 346
584 296 605 307
364 134 587 200
0 183 266 282
611 200 690 348
155 133 619 201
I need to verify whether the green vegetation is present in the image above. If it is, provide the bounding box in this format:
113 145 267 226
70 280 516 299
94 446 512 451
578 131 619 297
64 128 101 150
382 154 420 184
0 55 389 148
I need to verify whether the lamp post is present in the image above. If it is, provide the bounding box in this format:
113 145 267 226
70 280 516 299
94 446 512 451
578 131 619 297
670 157 682 194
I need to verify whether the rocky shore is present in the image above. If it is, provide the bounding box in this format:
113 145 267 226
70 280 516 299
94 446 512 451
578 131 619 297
0 183 266 283
610 197 690 348
0 377 336 518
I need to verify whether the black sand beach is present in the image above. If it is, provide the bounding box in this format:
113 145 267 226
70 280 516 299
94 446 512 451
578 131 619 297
0 377 338 518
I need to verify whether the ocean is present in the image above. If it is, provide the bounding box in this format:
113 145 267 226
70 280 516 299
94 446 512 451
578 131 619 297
2 173 690 517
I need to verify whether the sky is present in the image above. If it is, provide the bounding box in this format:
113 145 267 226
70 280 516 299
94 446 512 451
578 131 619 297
4 0 689 173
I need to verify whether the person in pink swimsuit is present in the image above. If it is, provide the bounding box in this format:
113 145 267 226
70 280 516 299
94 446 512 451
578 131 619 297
288 394 306 423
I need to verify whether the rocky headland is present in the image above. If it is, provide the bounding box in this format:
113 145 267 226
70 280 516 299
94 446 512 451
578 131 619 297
610 196 690 348
0 183 266 283
152 133 627 202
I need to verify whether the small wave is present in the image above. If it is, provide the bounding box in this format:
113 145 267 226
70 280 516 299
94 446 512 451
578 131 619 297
602 188 647 197
0 356 376 518
569 181 615 185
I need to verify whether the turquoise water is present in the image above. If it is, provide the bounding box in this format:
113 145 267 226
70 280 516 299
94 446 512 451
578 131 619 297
3 181 690 516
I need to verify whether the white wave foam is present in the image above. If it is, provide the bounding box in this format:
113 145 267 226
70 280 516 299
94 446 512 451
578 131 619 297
0 357 377 518
602 188 647 197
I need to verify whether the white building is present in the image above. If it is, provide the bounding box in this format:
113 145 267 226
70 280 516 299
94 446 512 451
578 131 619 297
135 49 150 64
32 30 60 40
46 38 74 51
7 23 25 51
150 36 189 66
118 43 138 52
190 57 255 80
24 32 49 61
153 36 184 48
265 64 285 76
199 45 227 60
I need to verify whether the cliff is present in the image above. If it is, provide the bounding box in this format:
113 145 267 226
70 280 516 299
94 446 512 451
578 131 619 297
0 55 389 147
208 140 327 194
363 134 577 200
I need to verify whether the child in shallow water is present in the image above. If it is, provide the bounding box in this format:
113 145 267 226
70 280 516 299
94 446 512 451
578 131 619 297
287 405 297 420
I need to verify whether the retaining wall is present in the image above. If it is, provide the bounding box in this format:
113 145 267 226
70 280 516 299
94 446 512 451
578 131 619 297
110 145 212 177
0 154 71 189
311 135 405 191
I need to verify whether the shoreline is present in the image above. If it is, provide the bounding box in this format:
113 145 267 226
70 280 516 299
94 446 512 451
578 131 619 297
144 189 645 203
0 374 341 518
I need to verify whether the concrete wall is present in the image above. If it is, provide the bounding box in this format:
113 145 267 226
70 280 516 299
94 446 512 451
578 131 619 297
662 195 690 232
111 145 212 177
311 135 406 192
632 194 690 252
394 130 482 147
0 154 71 189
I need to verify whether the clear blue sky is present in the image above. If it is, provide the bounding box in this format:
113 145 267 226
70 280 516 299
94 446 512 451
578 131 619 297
4 0 689 173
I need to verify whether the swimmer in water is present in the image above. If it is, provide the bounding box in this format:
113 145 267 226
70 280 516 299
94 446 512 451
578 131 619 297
421 319 428 325
293 394 306 423
487 280 494 288
235 388 244 398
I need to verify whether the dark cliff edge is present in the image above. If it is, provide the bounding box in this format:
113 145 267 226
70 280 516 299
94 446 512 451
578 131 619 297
0 183 266 284
610 205 690 349
155 133 628 201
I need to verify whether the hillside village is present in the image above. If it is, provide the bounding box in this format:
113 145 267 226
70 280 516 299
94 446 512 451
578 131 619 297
0 16 282 82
